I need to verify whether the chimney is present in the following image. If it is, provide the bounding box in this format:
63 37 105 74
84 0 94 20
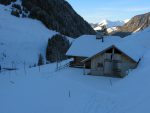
96 31 102 39
96 31 104 42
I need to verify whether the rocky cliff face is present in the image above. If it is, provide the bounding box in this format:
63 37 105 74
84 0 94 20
112 12 150 37
21 0 95 38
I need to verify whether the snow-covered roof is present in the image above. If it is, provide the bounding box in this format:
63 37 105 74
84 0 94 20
66 35 142 62
115 43 143 62
66 35 121 57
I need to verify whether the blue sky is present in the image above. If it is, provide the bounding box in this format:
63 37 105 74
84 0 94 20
67 0 150 23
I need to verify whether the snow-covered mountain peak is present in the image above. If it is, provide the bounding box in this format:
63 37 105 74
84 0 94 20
98 19 124 28
98 19 110 25
93 19 126 31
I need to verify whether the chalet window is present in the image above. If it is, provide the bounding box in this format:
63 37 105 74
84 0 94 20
97 63 103 68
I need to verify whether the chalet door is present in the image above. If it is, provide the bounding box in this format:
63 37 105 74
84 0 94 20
104 61 112 75
113 61 122 76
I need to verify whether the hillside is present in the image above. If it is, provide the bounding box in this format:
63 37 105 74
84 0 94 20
21 0 95 38
1 1 150 113
112 12 150 37
0 0 95 38
1 27 150 113
0 4 74 69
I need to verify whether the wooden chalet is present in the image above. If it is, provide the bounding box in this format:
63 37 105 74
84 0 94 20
66 35 141 77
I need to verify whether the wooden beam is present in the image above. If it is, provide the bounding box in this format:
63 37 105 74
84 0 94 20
83 64 86 75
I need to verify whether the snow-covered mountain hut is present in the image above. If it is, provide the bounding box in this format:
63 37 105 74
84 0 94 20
66 35 140 77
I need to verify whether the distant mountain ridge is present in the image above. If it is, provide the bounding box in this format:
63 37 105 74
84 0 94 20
91 19 128 31
112 12 150 37
97 20 125 28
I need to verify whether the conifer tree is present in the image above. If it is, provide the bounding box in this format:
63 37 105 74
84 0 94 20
38 54 44 66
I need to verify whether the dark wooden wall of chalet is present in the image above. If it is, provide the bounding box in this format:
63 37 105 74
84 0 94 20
70 56 91 68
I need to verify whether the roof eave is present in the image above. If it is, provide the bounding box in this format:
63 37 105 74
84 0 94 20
82 45 139 63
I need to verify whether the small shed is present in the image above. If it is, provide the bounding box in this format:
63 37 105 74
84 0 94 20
82 45 139 77
66 35 122 68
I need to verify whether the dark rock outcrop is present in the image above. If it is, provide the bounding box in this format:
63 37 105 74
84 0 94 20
22 0 95 38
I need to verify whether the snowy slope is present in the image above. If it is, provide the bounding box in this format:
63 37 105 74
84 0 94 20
0 60 120 113
94 20 125 31
124 19 130 23
107 27 118 33
98 20 125 28
0 5 73 69
107 51 150 113
1 2 150 113
99 28 150 113
1 26 150 113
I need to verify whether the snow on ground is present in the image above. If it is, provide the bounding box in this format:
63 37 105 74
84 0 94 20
1 2 150 113
0 60 120 113
0 5 73 69
124 19 130 23
105 50 150 113
1 27 150 113
107 27 118 33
